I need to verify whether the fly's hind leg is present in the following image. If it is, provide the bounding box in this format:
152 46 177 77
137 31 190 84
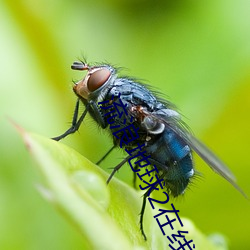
96 145 116 165
106 154 131 184
140 191 148 240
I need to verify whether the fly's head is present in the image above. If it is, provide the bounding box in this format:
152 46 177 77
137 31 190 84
72 61 116 101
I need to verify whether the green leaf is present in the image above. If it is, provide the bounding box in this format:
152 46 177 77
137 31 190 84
19 128 227 250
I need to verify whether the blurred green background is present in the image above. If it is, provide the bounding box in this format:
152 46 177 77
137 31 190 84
1 0 250 249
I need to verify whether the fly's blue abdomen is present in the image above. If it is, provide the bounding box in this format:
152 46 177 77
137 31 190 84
165 154 193 196
146 128 193 196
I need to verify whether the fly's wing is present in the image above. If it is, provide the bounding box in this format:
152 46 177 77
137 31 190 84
149 110 248 198
178 129 248 198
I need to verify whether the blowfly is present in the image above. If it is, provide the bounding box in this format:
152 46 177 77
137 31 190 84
52 60 246 239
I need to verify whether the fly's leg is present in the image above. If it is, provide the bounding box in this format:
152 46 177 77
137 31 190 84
52 100 89 141
89 100 106 128
106 154 131 184
96 145 116 165
133 166 139 188
140 189 150 240
139 173 167 241
106 152 149 240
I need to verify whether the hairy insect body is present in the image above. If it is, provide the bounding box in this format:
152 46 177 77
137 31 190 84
78 71 194 197
52 61 246 239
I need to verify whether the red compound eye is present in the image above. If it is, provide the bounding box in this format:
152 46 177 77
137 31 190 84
87 68 111 92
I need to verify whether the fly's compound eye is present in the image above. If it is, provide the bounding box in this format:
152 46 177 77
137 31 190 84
87 68 111 92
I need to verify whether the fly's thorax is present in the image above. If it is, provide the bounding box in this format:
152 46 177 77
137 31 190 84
73 64 117 102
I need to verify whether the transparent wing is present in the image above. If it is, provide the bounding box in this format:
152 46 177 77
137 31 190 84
146 110 247 198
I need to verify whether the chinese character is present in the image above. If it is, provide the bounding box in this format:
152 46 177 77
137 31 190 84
127 149 152 172
112 123 139 148
167 231 195 250
139 174 165 196
98 93 128 118
154 204 183 235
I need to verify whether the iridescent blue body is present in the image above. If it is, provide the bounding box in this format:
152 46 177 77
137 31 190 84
86 76 194 196
52 60 246 239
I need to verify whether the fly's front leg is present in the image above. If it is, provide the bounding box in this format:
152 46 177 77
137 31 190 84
52 99 89 141
89 100 106 128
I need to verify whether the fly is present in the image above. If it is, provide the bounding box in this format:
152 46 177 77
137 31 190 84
52 60 247 239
